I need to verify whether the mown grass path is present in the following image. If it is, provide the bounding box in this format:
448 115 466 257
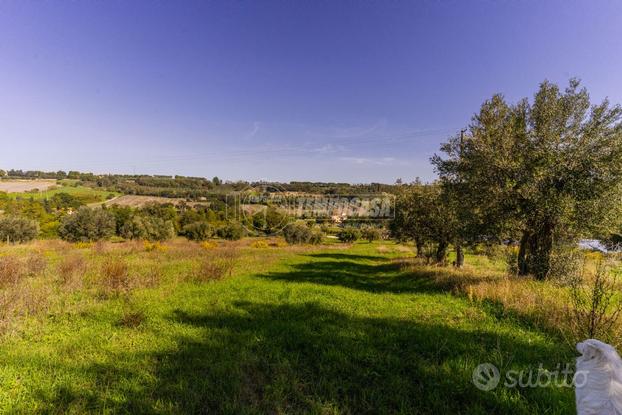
0 241 574 413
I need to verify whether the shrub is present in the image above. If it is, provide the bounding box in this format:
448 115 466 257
250 240 270 248
58 207 115 242
217 223 244 240
74 241 93 249
0 256 25 287
308 228 324 245
139 215 176 241
200 241 219 250
121 215 176 242
144 241 167 252
361 227 382 242
337 227 361 243
484 244 507 261
57 255 87 288
0 216 39 243
282 223 322 245
100 258 131 296
181 221 213 241
119 216 147 240
25 253 47 276
193 247 239 282
568 259 622 345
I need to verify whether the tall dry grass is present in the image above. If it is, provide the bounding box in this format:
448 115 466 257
57 254 87 289
0 256 25 287
399 259 570 336
192 246 240 282
99 258 132 296
399 254 622 348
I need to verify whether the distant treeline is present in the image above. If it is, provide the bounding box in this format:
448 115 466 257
1 169 401 198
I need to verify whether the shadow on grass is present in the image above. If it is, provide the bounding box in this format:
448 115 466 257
258 252 490 294
307 252 388 261
35 302 574 414
258 252 567 341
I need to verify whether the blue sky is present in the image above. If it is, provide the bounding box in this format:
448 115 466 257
1 0 621 183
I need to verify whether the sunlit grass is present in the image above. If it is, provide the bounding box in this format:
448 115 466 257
0 238 575 413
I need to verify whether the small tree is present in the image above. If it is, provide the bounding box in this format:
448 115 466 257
282 223 323 245
337 227 361 243
0 216 39 243
181 221 213 241
140 215 176 241
390 182 457 263
59 207 115 242
217 222 244 240
361 227 382 242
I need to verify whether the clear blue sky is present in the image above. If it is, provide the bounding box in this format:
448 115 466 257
1 0 621 183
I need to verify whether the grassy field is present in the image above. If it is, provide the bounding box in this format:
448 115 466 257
0 239 575 413
94 195 211 208
5 183 118 204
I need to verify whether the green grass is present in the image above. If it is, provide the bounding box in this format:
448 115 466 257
0 240 575 413
8 184 118 204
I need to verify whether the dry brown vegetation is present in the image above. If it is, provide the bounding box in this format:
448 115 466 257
57 254 87 289
99 258 132 296
0 238 263 335
397 254 622 348
193 246 240 282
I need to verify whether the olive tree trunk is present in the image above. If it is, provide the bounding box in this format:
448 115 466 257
455 241 464 268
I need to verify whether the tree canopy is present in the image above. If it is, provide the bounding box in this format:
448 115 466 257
432 79 622 279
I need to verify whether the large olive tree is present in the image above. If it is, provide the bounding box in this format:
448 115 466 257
433 79 622 279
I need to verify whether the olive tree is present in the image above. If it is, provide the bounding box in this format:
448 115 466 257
390 182 458 263
433 79 622 279
59 207 116 242
0 216 39 243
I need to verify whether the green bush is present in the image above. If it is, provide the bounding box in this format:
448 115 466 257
337 227 361 243
217 223 244 240
361 227 382 242
282 223 323 245
140 215 176 241
58 207 115 242
308 228 324 245
0 216 39 243
119 214 175 242
181 221 213 241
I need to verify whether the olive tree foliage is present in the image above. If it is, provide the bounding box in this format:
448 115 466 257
0 216 39 243
432 79 622 279
58 207 116 242
282 223 323 245
390 181 457 263
120 214 176 241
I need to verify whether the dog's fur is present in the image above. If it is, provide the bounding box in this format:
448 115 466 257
576 339 622 414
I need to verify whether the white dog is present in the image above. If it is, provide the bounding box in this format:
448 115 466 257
576 339 622 414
